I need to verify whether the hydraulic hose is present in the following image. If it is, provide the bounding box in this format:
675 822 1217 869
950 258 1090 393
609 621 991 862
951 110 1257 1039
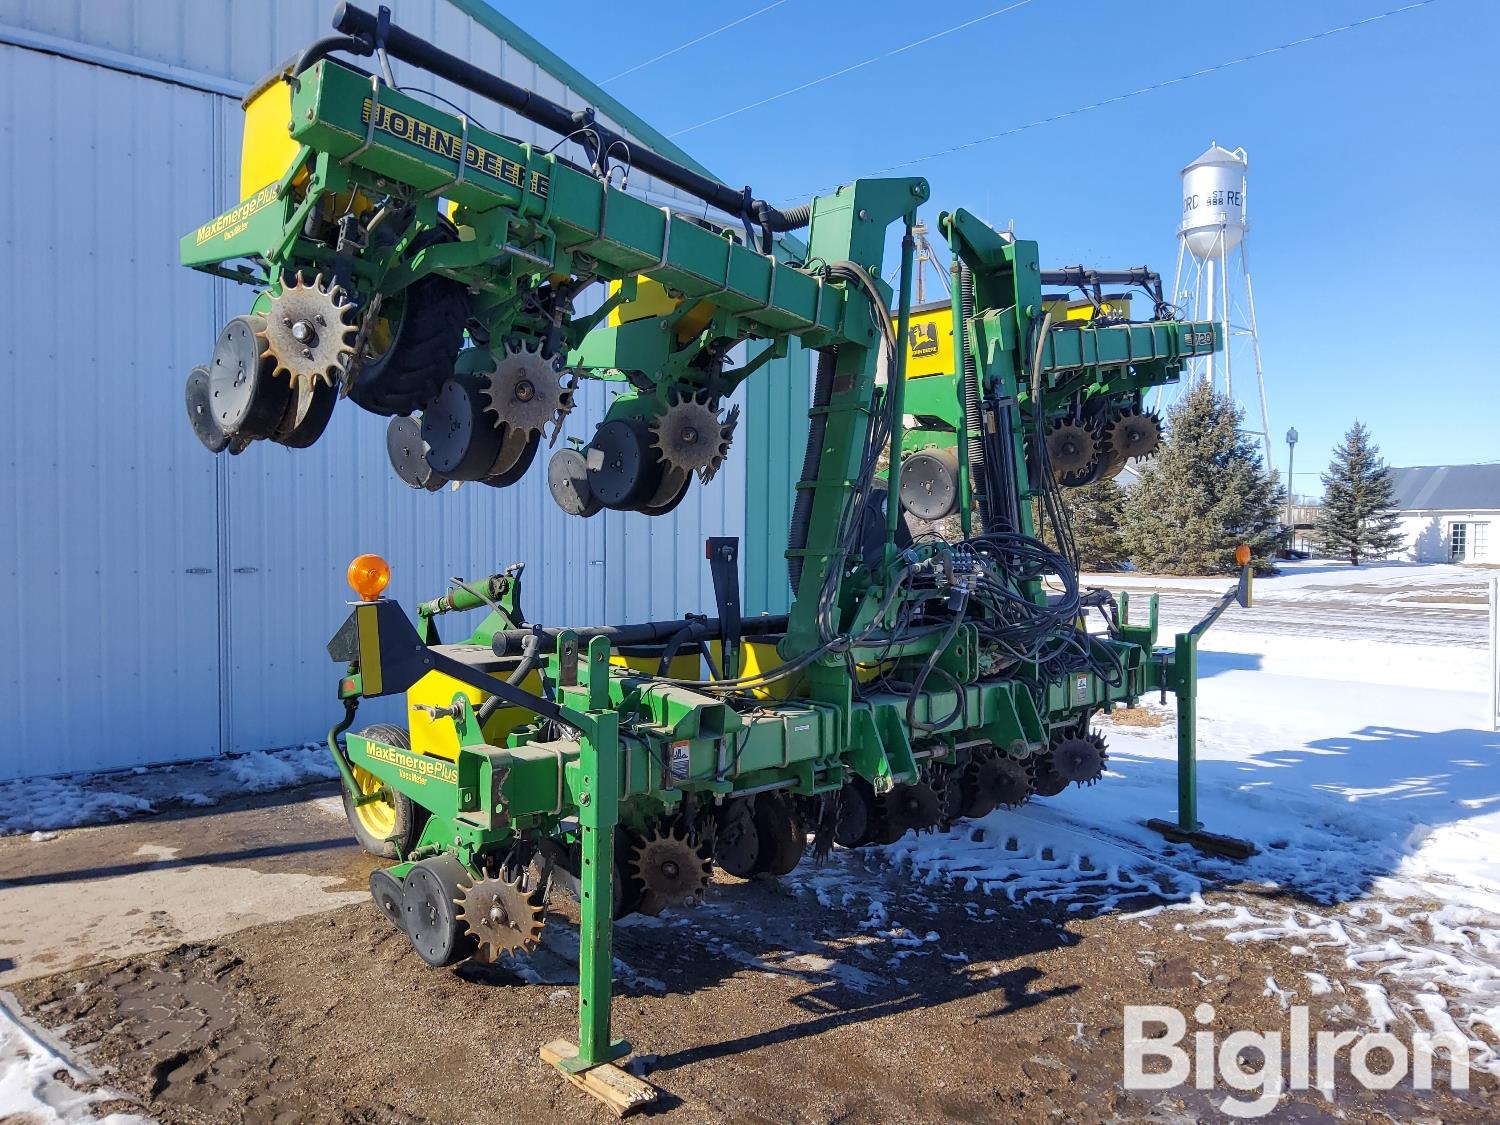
475 632 543 724
958 264 989 533
760 201 811 232
788 348 838 596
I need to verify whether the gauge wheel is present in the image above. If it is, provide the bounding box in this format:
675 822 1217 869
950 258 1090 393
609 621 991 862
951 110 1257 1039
342 724 425 857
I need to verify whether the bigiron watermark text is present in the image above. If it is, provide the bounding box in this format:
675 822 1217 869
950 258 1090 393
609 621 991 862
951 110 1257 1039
1123 1002 1471 1118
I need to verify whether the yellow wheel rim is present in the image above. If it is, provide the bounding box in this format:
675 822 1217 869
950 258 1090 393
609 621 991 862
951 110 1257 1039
351 765 398 839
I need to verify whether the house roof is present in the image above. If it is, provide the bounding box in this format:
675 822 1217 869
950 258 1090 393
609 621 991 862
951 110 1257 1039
1390 464 1500 512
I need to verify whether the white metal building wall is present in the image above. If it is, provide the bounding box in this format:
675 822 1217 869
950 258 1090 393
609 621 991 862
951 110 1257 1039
0 0 749 780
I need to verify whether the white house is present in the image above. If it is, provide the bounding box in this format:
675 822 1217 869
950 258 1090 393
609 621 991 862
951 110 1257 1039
1390 465 1500 564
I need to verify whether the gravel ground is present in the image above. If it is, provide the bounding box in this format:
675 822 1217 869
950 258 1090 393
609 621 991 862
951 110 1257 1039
15 853 1496 1124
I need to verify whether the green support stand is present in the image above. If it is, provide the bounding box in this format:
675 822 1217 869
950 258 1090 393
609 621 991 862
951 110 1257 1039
541 638 658 1113
1145 579 1257 861
1173 631 1199 833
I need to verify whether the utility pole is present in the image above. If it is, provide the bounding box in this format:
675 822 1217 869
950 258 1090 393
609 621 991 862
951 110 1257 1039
1285 427 1298 552
908 218 948 306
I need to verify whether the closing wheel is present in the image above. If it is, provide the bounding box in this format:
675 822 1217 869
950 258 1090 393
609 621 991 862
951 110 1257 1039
369 868 407 933
482 427 541 488
401 854 477 967
749 791 805 877
386 415 448 491
962 751 1001 820
713 797 760 878
272 375 337 448
547 446 602 517
184 365 229 453
637 465 692 517
341 724 425 858
833 776 880 848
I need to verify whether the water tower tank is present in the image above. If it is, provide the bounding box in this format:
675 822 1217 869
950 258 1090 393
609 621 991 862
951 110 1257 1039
1179 142 1248 260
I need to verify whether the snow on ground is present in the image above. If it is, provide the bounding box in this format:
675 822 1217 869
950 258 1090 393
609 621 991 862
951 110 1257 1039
0 996 148 1123
1092 558 1490 596
0 744 337 836
874 619 1500 1074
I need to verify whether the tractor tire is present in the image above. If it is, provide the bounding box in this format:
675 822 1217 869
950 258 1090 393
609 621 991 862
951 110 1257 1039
342 724 425 858
347 229 469 416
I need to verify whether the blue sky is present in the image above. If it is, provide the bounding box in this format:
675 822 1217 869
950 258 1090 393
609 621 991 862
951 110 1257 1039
509 0 1495 493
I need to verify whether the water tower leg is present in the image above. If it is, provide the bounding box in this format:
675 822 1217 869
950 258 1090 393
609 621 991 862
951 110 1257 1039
1204 257 1216 388
1240 239 1274 466
1220 235 1232 400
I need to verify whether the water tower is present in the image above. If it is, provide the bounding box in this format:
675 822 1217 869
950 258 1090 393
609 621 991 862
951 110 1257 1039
1165 142 1271 463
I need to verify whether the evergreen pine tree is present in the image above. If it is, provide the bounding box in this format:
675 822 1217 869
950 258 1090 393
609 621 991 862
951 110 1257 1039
1122 383 1283 575
1314 421 1404 565
1038 479 1129 571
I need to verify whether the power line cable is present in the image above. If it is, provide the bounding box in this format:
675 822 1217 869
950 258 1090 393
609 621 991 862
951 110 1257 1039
667 0 1039 137
602 0 792 85
791 0 1443 196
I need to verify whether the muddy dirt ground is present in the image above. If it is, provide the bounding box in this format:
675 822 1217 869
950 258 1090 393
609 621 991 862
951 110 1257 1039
14 845 1495 1124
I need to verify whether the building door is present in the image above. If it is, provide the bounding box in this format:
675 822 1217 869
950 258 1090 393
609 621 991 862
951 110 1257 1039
1469 523 1489 563
1450 523 1469 562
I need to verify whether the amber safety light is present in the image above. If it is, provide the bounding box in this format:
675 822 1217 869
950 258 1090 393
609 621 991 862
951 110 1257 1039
348 553 391 601
1234 543 1251 568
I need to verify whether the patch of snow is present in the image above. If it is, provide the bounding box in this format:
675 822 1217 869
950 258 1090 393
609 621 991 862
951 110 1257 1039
0 996 150 1123
1263 976 1293 1009
0 744 339 836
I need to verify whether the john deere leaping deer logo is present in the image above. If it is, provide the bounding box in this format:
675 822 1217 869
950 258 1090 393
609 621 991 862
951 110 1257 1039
908 321 939 358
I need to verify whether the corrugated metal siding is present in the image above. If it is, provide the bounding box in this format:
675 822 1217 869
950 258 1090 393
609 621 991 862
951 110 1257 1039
0 45 225 779
0 1 765 779
743 343 812 615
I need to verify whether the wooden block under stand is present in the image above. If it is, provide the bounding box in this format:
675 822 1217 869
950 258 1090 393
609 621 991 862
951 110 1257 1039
539 1040 659 1117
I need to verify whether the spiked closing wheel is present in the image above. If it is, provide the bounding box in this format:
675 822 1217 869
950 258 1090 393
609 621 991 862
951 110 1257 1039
1028 753 1068 798
1106 409 1162 462
456 866 546 961
264 272 357 389
631 824 712 914
649 390 739 482
1046 418 1099 485
1052 732 1107 785
989 754 1035 808
481 338 575 438
883 780 942 839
